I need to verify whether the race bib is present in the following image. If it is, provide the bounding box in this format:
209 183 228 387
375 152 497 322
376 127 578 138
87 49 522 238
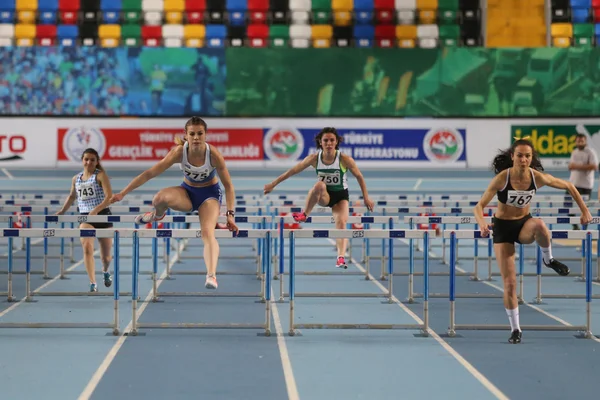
184 166 210 181
77 182 96 201
318 171 341 186
506 189 535 208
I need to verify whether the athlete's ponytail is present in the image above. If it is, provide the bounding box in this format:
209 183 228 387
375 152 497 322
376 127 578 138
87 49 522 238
81 148 103 171
491 138 544 175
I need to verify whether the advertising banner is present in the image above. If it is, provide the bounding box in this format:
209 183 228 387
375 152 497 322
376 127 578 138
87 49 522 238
0 128 56 168
262 126 467 167
57 127 263 166
511 124 600 167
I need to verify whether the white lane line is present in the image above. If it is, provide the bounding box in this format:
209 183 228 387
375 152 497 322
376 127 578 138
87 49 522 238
1 168 14 180
413 179 423 191
270 288 300 400
78 241 185 400
330 238 509 400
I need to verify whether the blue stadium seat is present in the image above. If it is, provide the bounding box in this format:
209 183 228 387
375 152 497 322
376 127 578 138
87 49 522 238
353 24 374 47
205 24 227 47
38 0 59 24
0 0 16 23
573 7 591 22
354 0 374 25
570 0 592 8
227 0 247 26
101 0 122 24
57 24 79 46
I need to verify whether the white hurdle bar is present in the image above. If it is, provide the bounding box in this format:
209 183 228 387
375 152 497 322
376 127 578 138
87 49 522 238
445 230 597 338
129 229 272 336
0 215 271 279
287 228 434 336
0 228 121 334
405 215 600 282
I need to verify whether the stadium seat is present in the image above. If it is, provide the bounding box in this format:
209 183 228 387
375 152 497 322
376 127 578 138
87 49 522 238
395 24 416 47
0 1 16 24
417 0 437 24
185 0 205 23
56 23 77 44
311 23 332 47
247 23 268 46
122 0 142 23
573 23 594 46
551 22 573 47
206 0 225 23
354 0 373 24
227 0 247 26
121 23 140 45
332 0 352 26
417 23 438 47
396 0 416 25
289 23 310 47
312 0 332 24
162 23 184 46
164 0 184 23
374 24 394 47
374 0 394 24
38 0 59 24
247 0 268 24
37 23 57 44
141 24 161 45
99 23 121 46
15 23 36 46
269 24 290 46
16 0 37 24
183 23 205 46
205 23 226 47
353 24 374 47
0 24 15 46
438 0 458 23
100 0 122 24
59 0 80 24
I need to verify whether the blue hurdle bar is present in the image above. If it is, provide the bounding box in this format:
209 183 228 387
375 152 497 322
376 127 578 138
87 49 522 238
447 230 596 337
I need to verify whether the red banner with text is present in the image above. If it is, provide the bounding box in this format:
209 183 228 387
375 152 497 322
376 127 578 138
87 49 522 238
57 127 263 164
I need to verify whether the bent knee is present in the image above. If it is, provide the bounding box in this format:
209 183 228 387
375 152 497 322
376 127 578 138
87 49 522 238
101 255 112 265
314 181 327 192
533 219 548 232
81 241 94 255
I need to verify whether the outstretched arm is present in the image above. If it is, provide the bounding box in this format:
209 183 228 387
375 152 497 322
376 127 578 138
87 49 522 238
56 176 77 215
112 146 181 202
264 154 317 194
341 154 373 211
212 147 239 233
534 171 592 223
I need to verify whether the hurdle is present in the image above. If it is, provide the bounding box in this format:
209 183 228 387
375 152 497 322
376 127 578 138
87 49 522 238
0 214 270 279
0 228 121 334
129 229 272 336
405 215 600 282
270 215 403 281
286 228 433 336
446 230 596 338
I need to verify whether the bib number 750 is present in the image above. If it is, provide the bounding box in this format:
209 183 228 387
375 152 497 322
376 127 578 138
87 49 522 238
319 175 339 184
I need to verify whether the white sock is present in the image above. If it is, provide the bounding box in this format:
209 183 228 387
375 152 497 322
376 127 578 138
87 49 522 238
540 246 553 264
506 308 521 332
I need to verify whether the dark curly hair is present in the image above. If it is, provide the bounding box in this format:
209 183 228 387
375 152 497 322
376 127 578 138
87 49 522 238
314 127 343 150
491 138 544 175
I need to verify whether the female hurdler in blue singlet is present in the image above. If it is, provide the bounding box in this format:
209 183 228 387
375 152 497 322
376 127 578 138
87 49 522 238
473 138 592 344
57 148 114 292
264 127 375 269
110 117 239 290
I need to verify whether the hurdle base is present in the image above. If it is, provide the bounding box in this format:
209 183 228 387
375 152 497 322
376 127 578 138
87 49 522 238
453 324 587 332
32 291 132 297
292 323 426 331
149 292 261 298
413 293 503 299
283 292 389 298
0 322 115 329
133 323 267 330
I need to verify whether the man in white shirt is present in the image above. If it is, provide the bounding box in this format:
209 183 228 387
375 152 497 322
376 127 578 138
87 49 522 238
568 134 598 228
